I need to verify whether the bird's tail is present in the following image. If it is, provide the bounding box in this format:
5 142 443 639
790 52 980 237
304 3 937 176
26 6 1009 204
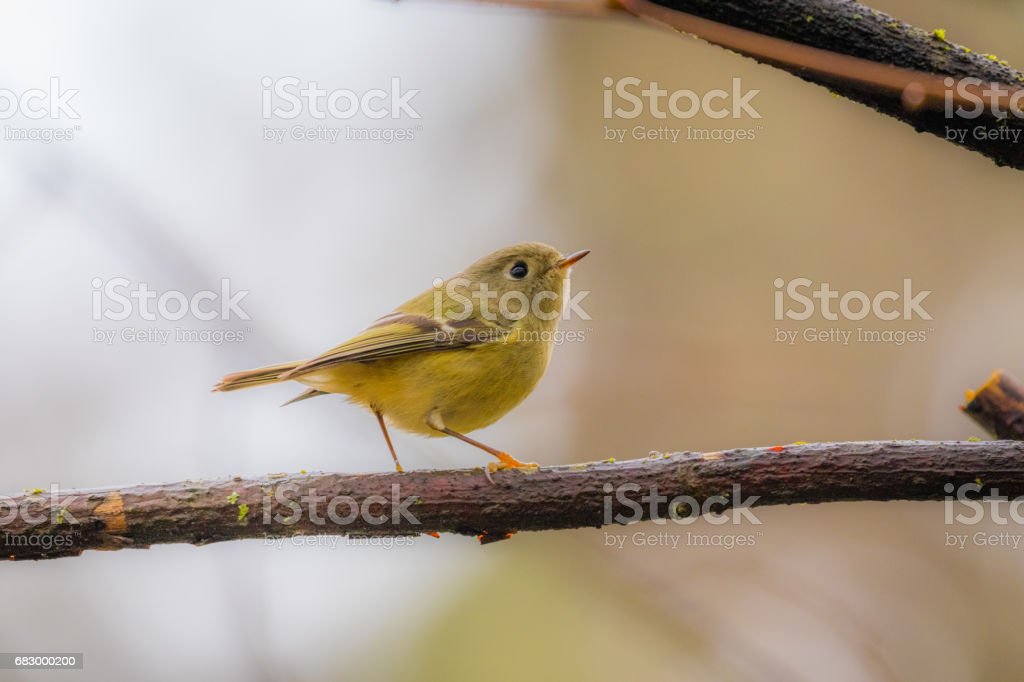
212 361 301 393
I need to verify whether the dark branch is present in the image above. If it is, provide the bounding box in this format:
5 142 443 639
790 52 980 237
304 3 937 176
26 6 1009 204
5 440 1024 561
963 370 1024 440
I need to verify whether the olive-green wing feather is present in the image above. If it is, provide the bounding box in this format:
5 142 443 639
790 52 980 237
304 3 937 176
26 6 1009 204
278 313 494 380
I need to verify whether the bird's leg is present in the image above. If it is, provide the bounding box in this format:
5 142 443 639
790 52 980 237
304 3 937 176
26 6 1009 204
426 413 538 476
374 410 404 473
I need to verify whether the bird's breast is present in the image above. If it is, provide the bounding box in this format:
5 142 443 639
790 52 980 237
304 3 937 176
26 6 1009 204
378 338 552 435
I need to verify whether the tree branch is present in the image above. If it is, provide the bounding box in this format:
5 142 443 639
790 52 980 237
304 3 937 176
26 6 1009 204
963 370 1024 440
6 440 1024 561
468 0 1024 168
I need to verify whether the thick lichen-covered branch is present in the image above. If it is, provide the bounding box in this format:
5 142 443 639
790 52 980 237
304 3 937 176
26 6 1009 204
5 440 1024 561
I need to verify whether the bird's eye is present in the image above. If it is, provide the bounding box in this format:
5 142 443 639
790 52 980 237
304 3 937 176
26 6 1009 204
509 261 529 279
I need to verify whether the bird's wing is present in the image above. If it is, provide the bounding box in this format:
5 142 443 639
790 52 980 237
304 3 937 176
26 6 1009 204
279 313 499 380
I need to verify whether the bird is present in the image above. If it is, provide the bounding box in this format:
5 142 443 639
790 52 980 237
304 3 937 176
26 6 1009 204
213 242 589 476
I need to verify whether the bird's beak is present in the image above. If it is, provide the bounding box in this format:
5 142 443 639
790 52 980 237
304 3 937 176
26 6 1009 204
556 249 590 270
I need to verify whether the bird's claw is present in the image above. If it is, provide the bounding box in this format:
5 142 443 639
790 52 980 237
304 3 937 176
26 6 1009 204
483 456 539 484
486 461 540 474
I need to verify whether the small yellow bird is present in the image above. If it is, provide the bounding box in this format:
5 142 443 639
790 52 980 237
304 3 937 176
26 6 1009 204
213 242 589 475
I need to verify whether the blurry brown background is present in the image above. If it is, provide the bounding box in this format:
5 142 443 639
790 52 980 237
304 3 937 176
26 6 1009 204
2 0 1024 680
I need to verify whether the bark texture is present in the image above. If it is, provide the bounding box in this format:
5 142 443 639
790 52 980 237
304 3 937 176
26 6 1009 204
963 370 1024 440
5 440 1024 561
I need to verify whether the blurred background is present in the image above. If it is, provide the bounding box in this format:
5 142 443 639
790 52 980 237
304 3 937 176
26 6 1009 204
3 0 1024 679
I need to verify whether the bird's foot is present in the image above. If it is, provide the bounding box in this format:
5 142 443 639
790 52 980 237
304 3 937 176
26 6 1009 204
481 450 540 483
496 451 538 470
483 453 539 483
486 460 540 475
